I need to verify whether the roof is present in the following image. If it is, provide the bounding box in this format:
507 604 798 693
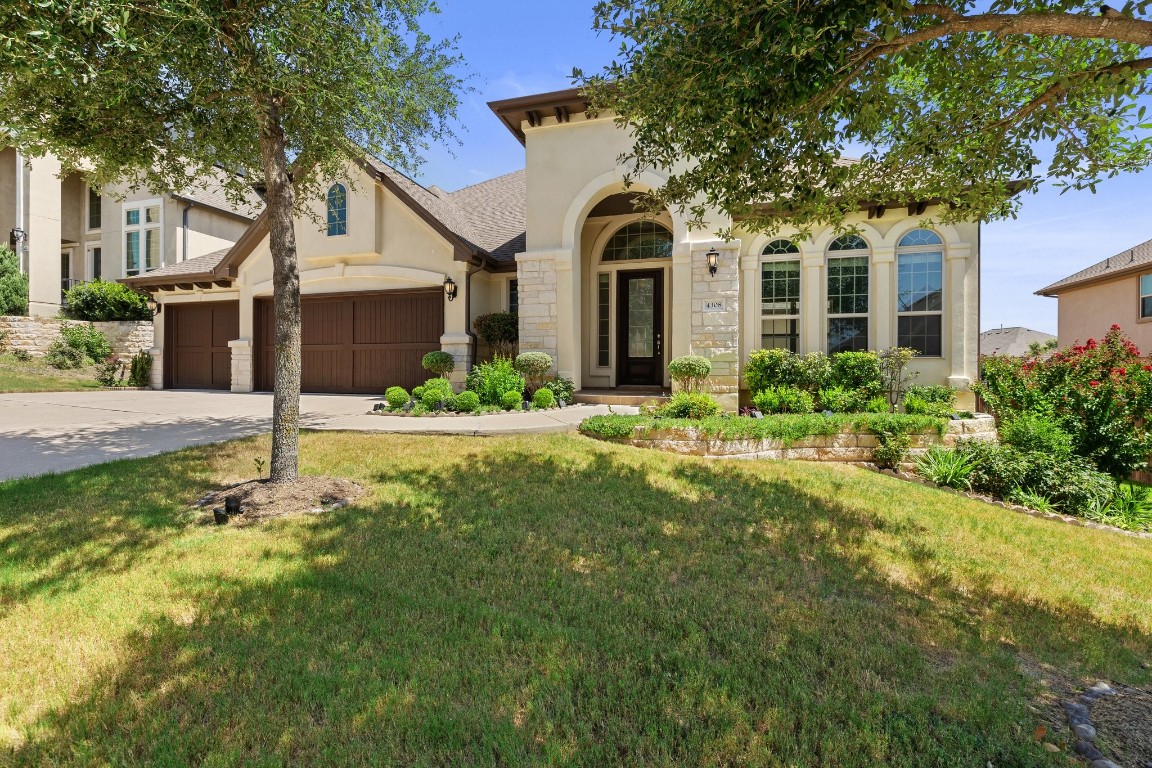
1037 237 1152 296
979 326 1057 357
489 88 590 144
170 168 264 220
137 248 230 279
446 170 526 262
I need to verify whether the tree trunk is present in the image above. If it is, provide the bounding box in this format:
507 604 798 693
258 98 301 483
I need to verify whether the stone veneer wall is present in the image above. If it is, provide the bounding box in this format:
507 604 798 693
515 253 559 369
689 242 742 410
0 315 154 358
605 415 997 461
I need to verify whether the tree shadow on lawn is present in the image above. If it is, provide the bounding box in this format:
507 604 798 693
7 440 1151 766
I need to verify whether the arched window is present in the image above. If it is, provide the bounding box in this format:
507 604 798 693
326 183 347 237
761 239 801 351
826 234 870 354
897 229 944 356
601 220 673 261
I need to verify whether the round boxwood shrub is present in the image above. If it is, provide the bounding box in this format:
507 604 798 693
455 390 480 413
421 350 455 378
753 386 815 414
514 351 553 383
532 387 556 409
385 386 409 409
500 390 522 411
63 280 151 321
412 385 426 400
657 392 722 419
667 355 711 392
422 389 454 411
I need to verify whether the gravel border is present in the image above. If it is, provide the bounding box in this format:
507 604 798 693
1061 682 1124 767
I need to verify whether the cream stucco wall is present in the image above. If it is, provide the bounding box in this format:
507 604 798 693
1054 272 1152 351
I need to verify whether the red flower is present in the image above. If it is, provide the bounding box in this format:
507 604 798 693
1111 324 1122 331
1090 380 1100 387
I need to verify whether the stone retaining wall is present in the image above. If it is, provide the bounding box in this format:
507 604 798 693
0 315 154 358
607 414 997 461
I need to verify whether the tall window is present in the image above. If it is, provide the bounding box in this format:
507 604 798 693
897 229 945 356
601 220 672 261
327 183 348 236
761 238 801 351
597 273 611 367
508 279 519 314
124 201 161 277
1141 273 1152 320
87 186 101 230
827 234 870 353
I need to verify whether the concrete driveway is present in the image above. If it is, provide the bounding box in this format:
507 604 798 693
0 390 623 481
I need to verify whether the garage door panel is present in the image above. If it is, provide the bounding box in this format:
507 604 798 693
302 301 347 346
167 302 238 390
211 307 239 348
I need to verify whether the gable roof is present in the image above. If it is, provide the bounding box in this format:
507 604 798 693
1037 237 1152 296
979 326 1056 357
446 170 526 262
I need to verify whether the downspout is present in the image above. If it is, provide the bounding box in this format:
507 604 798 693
14 150 25 273
181 201 194 262
464 256 484 369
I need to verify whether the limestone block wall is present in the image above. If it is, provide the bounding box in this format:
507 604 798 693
515 252 559 370
689 242 742 410
0 315 154 358
440 332 473 391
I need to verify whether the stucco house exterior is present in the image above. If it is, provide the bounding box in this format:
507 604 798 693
1 148 260 316
1037 237 1152 351
126 88 982 409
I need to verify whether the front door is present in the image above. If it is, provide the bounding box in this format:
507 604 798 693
616 269 664 386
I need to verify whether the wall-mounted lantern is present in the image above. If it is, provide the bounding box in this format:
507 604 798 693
146 296 162 316
444 276 458 302
706 248 720 277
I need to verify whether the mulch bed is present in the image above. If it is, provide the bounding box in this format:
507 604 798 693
194 476 364 523
1092 688 1152 767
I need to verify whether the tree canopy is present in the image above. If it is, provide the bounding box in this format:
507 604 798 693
578 0 1152 236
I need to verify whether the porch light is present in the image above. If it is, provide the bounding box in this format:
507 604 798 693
444 277 458 302
9 228 26 244
146 296 162 316
706 248 720 277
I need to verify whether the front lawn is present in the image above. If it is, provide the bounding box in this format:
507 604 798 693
2 433 1150 765
0 352 98 392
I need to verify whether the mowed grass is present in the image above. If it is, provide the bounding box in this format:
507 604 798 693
0 353 97 392
2 432 1150 766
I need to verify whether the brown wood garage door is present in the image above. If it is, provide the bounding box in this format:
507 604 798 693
255 289 444 394
165 302 239 390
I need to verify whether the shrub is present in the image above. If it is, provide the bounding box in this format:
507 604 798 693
915 446 977 489
956 441 1117 515
128 351 152 387
878 347 919 412
59 323 112 364
12 348 31 362
830 351 881 393
656 391 722 419
532 387 556 409
1009 489 1056 512
874 431 911 469
0 245 28 316
753 386 815 415
902 393 954 418
817 385 869 413
421 351 455 378
385 386 410 409
420 379 455 411
500 390 523 411
467 355 525 406
455 390 480 413
864 395 890 413
542 376 575 404
94 355 126 387
904 384 955 407
999 413 1073 458
412 385 426 400
46 341 85 369
745 348 830 394
63 280 151 321
668 355 711 392
514 351 553 389
473 312 518 356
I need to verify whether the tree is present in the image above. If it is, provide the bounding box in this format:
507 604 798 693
578 0 1152 236
0 0 462 481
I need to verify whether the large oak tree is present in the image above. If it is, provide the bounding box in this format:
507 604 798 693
0 0 462 481
578 0 1152 235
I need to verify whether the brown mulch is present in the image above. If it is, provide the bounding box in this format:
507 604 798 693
1092 688 1152 767
195 476 364 522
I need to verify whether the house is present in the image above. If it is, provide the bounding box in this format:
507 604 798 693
126 88 982 409
1037 237 1152 351
1 148 261 316
979 326 1057 357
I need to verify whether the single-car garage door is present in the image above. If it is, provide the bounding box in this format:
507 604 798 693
166 302 240 390
255 289 444 394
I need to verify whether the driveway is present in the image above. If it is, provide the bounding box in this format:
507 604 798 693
0 390 624 481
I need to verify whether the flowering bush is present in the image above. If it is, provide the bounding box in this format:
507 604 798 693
977 325 1152 477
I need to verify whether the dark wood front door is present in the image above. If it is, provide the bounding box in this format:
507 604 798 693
255 289 444 394
616 269 664 386
166 302 240 390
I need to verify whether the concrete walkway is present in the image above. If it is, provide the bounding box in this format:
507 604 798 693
0 390 633 481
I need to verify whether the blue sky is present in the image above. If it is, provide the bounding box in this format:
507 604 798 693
416 0 1152 336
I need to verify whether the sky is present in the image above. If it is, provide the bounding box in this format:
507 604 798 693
414 0 1152 336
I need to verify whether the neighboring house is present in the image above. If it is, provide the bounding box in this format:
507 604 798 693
0 148 261 316
126 87 982 409
1037 237 1152 351
979 326 1057 357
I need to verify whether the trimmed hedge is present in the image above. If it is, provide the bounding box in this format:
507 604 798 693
580 413 947 445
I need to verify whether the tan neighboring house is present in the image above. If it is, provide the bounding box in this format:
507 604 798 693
124 87 983 409
1037 237 1152 350
1 148 261 316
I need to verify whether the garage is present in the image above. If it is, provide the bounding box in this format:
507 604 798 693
165 302 240 390
255 289 445 394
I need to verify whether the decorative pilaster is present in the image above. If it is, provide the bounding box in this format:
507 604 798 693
690 240 742 411
229 339 253 393
872 245 896 350
440 332 472 390
515 250 561 371
149 347 164 390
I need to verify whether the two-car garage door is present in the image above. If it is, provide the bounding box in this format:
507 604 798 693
165 289 444 394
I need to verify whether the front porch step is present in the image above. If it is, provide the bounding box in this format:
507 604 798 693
572 389 671 407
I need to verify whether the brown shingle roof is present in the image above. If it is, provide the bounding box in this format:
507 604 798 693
448 170 526 262
171 167 264 220
1037 237 1152 296
124 248 231 282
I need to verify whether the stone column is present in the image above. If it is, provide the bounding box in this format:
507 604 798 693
516 249 561 373
149 347 164 389
690 240 742 411
872 245 896 351
229 339 253 393
27 155 62 317
440 332 472 391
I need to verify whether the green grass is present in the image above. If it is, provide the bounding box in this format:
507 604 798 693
581 412 948 442
0 352 98 392
2 432 1150 766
